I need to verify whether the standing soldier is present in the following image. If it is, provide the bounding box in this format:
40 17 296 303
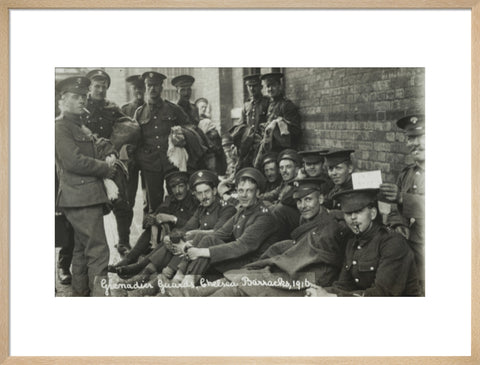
230 74 270 169
85 69 134 256
55 76 116 296
134 71 190 212
380 114 425 293
121 75 145 118
254 72 301 168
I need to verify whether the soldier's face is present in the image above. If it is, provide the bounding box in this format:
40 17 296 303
263 80 282 98
279 159 298 182
195 183 216 208
263 162 279 183
237 180 259 208
89 79 108 101
61 92 87 115
171 183 188 201
177 86 192 101
344 206 377 234
327 162 353 186
304 161 323 177
131 85 145 101
247 83 262 98
406 134 425 163
145 80 163 102
296 191 323 220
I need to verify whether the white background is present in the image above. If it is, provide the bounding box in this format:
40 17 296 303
9 10 471 356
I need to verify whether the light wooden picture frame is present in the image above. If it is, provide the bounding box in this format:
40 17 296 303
1 1 478 364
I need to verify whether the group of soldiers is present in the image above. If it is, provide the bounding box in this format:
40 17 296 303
55 68 425 297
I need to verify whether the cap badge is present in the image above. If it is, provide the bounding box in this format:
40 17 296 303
149 72 154 78
198 172 203 177
411 117 418 124
293 181 299 187
76 78 82 84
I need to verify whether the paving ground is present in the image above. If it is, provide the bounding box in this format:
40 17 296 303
55 177 145 297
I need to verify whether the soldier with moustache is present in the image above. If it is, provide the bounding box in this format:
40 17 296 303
259 152 282 195
55 76 116 296
230 74 270 169
380 114 425 293
253 72 301 168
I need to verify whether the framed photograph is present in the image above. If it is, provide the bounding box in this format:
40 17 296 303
2 1 478 364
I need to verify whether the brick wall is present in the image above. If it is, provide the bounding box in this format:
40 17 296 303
284 68 425 183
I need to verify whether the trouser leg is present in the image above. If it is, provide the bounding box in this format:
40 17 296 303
142 169 165 212
408 240 425 293
185 235 225 277
57 222 74 271
63 205 109 297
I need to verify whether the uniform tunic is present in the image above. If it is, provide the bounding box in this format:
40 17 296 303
149 198 237 271
329 222 420 296
185 200 282 276
254 95 301 167
134 100 189 210
121 99 144 119
55 112 112 296
325 177 353 211
85 97 126 139
230 95 270 169
394 163 425 283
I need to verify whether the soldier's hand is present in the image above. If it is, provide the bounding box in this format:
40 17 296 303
185 247 209 261
379 183 400 202
305 285 336 297
156 213 175 224
143 214 156 228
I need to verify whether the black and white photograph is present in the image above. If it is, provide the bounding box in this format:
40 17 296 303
54 67 425 298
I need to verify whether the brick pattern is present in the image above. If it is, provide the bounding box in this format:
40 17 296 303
284 68 425 183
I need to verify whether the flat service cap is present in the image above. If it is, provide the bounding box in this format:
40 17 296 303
56 76 91 95
278 149 302 166
243 74 262 86
324 149 354 167
260 72 284 82
292 177 329 199
165 170 189 187
396 114 425 136
142 71 167 84
189 170 219 189
86 69 111 88
235 167 267 193
299 149 329 163
332 188 379 213
126 75 145 88
171 75 195 88
261 152 279 167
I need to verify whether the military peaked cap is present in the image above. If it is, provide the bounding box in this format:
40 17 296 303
56 76 91 95
396 114 425 136
86 69 111 88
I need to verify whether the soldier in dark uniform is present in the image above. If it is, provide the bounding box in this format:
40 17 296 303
134 71 190 212
253 72 301 168
298 150 333 188
324 149 355 210
259 152 281 195
264 149 302 238
380 114 425 292
85 69 134 256
172 74 199 125
179 167 282 287
307 188 420 297
121 75 145 118
55 76 116 296
109 170 198 276
230 74 270 169
123 170 238 296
